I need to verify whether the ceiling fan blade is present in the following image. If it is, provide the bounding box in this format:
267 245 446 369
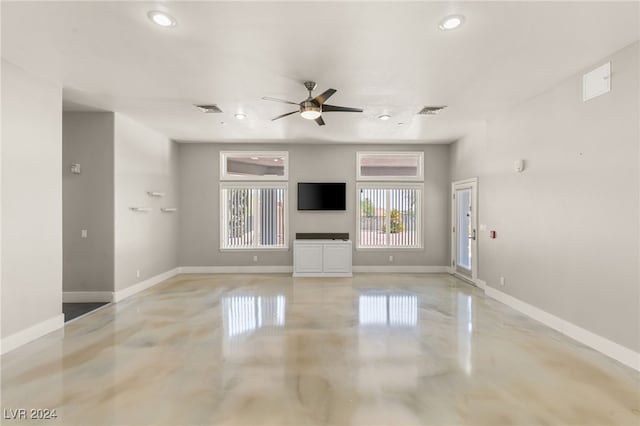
315 116 326 126
262 96 300 105
313 89 337 105
322 104 363 113
271 111 299 121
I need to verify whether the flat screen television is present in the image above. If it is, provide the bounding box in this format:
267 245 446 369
298 182 346 211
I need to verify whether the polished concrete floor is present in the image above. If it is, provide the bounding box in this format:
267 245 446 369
1 273 638 425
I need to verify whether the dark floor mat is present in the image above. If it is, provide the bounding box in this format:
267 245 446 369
63 303 108 322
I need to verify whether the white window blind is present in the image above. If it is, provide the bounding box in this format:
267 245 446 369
220 184 287 249
357 184 422 248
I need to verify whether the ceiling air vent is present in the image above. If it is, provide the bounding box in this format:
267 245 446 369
195 104 223 113
417 106 447 115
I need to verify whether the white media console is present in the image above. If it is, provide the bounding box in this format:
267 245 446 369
293 239 352 277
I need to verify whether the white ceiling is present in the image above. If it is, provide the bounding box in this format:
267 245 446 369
2 1 638 144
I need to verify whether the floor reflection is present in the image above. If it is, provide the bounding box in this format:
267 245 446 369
2 274 638 425
222 293 286 359
457 292 473 375
222 294 286 338
358 292 418 327
357 291 420 393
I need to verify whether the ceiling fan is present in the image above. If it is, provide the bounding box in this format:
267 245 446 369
262 81 363 126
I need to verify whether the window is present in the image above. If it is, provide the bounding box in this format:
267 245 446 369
220 183 288 249
357 152 423 181
220 151 288 181
357 184 422 248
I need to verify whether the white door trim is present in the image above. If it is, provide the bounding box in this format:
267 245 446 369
451 178 479 282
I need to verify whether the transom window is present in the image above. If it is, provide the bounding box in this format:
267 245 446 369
220 183 288 249
220 151 288 181
357 152 423 181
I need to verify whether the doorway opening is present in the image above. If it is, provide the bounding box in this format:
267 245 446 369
451 178 478 283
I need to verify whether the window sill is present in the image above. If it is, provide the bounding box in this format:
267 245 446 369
219 247 290 252
355 246 424 252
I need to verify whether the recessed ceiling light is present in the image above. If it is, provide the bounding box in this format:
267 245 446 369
250 157 259 160
378 114 391 121
147 11 177 27
439 15 465 31
273 158 280 162
234 113 247 120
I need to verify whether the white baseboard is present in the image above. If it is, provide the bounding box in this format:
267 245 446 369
293 272 352 278
63 291 114 303
1 314 65 355
180 265 449 274
113 267 181 303
474 278 487 290
352 265 449 273
485 286 640 372
179 266 294 274
449 272 487 291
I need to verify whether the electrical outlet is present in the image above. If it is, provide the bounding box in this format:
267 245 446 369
81 229 88 238
253 255 258 262
500 276 505 286
136 270 141 278
389 255 394 263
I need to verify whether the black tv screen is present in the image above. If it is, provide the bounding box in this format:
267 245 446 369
298 182 346 211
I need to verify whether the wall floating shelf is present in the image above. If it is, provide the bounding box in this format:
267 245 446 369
160 208 178 213
130 207 152 212
147 191 165 197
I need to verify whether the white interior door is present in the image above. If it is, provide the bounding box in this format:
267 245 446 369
451 178 478 282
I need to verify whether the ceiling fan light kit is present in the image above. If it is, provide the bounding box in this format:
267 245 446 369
263 81 363 126
300 101 321 120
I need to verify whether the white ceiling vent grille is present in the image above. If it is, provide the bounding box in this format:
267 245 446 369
417 106 447 115
195 104 223 113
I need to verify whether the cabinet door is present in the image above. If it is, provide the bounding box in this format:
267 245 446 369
323 244 351 273
294 244 323 273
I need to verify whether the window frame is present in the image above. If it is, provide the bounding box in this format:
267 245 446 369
219 182 289 251
355 182 423 250
220 151 289 181
356 151 424 181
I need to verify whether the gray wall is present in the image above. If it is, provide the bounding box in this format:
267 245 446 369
114 114 179 291
62 112 115 293
450 42 639 352
1 60 63 337
178 143 450 267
